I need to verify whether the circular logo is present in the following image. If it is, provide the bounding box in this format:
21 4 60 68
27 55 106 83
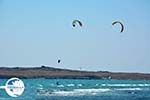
5 77 25 97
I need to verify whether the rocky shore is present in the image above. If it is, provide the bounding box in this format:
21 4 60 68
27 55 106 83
0 66 150 80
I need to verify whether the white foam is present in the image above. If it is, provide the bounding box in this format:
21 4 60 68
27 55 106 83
52 89 110 96
37 84 43 90
53 91 76 96
101 84 150 87
67 84 75 87
116 88 142 91
57 85 64 87
77 84 82 87
37 87 43 90
37 84 43 87
95 84 99 86
38 88 110 96
74 88 110 92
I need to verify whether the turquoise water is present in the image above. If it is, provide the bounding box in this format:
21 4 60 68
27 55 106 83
0 79 150 100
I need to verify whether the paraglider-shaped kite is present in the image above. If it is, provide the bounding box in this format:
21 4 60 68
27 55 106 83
72 20 83 27
112 21 124 33
57 59 61 63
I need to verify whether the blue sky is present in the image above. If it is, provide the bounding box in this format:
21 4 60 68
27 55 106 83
0 0 150 72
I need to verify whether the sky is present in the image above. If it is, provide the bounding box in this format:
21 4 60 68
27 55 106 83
0 0 150 73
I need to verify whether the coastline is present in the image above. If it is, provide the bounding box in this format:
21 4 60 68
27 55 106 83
0 66 150 80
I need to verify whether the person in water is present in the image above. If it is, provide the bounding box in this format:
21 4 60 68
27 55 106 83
56 82 60 85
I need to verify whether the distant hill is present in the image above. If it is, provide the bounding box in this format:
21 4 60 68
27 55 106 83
0 66 150 80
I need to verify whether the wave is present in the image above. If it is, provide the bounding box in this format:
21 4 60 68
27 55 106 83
67 84 75 87
37 86 150 96
37 88 110 96
115 88 142 91
37 83 150 96
37 84 44 90
73 88 110 93
57 85 64 87
37 84 43 87
100 84 150 87
77 84 82 87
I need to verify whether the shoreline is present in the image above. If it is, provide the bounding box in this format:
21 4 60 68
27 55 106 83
0 66 150 80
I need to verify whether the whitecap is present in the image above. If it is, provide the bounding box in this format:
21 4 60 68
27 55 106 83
67 84 75 87
74 88 110 92
38 88 110 96
57 85 64 87
37 84 43 87
115 88 142 91
101 84 150 87
95 84 99 86
77 84 82 87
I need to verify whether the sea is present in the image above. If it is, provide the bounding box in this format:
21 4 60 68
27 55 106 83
0 79 150 100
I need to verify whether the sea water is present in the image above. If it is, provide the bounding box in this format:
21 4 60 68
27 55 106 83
0 79 150 100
